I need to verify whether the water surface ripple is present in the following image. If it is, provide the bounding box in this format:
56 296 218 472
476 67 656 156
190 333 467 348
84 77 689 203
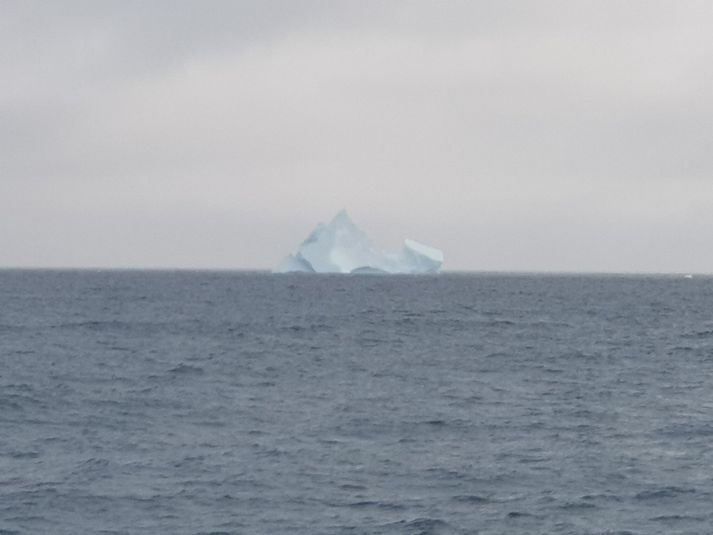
1 271 713 534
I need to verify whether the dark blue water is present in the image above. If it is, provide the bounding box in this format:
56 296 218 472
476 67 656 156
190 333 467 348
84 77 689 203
2 271 713 534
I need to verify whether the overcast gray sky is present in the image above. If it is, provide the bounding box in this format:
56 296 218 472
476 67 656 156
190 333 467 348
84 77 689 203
1 1 712 272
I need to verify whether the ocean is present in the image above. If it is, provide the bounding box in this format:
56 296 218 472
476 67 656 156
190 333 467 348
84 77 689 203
1 270 712 534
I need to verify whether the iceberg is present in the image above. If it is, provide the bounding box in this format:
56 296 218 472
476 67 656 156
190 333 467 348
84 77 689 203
274 210 444 274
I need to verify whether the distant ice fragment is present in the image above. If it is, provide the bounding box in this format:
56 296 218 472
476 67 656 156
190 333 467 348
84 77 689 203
274 210 443 274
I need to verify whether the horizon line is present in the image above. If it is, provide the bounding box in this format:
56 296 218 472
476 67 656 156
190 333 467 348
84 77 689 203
0 266 708 277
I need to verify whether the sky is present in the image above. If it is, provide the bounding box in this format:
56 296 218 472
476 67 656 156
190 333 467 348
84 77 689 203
1 1 712 272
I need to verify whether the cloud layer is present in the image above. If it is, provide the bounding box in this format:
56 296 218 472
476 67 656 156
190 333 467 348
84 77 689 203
2 1 712 271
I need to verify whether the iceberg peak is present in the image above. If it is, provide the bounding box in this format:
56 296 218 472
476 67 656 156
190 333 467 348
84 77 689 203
274 211 443 274
331 209 353 225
